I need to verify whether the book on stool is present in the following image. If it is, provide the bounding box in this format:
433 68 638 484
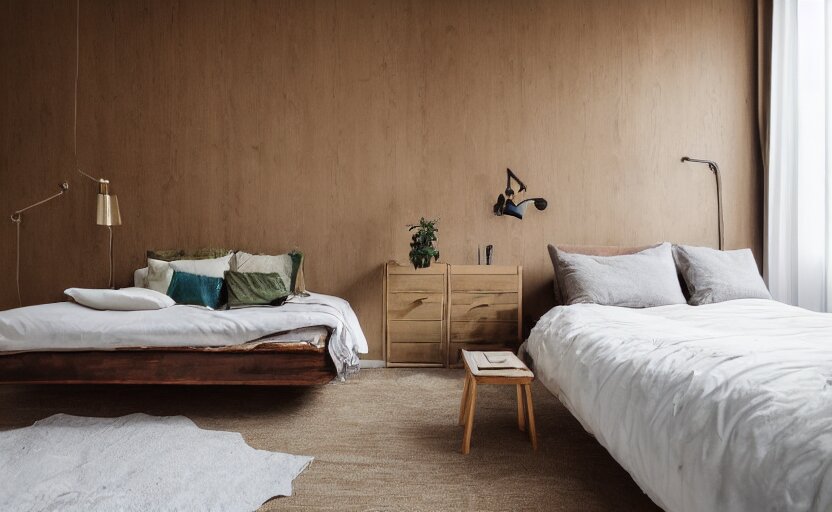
473 351 526 371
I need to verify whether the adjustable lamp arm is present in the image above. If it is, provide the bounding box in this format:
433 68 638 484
681 156 723 250
78 168 108 185
515 197 548 211
10 182 70 223
505 168 527 197
9 181 70 306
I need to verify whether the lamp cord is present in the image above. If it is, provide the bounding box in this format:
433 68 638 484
74 0 79 168
15 220 21 307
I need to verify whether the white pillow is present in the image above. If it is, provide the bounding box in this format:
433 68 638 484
672 245 771 305
553 243 687 307
65 287 176 311
145 254 233 294
134 267 148 287
233 251 295 290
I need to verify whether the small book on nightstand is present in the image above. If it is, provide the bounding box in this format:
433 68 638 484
473 351 526 371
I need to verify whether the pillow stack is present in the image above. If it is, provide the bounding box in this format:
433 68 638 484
548 243 770 307
138 249 306 309
145 249 233 310
224 251 305 308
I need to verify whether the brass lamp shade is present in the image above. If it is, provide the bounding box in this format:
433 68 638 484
96 181 121 226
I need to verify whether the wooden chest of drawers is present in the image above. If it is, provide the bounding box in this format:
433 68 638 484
447 265 522 367
384 262 522 367
385 263 448 367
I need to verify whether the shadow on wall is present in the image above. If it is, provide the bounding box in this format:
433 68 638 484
331 262 382 357
522 279 557 340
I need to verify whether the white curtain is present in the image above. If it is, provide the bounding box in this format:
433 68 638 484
767 0 832 311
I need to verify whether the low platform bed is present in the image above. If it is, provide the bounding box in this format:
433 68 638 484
0 293 368 386
0 340 336 386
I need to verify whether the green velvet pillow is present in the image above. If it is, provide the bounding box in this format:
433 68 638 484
289 251 305 293
147 248 232 262
225 271 290 308
166 271 226 309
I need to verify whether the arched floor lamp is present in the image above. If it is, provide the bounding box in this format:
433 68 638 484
10 182 70 306
681 156 724 250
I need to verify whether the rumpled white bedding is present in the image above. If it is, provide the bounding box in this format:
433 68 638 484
527 299 832 512
0 292 368 379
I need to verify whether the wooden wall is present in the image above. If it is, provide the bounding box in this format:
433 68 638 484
0 0 761 360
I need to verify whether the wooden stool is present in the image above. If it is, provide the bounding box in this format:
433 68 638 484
458 350 537 454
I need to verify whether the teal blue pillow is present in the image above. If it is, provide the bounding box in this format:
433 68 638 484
166 271 225 309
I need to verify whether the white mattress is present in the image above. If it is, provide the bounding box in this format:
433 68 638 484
0 292 368 378
527 299 832 512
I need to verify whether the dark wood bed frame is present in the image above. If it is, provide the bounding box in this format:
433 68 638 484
0 341 336 386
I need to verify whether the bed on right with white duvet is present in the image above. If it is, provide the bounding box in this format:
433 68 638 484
526 243 832 512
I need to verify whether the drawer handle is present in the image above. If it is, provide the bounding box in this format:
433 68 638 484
413 297 430 305
469 303 489 310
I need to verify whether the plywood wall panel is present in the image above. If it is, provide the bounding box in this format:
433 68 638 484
0 0 761 360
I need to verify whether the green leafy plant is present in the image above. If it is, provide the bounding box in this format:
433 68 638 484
408 217 440 269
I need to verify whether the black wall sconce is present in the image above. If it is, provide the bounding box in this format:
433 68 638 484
681 156 724 250
493 168 548 219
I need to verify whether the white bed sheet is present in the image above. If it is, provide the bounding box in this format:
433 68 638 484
527 299 832 512
0 292 368 379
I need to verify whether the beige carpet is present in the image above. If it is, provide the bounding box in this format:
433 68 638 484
0 369 661 511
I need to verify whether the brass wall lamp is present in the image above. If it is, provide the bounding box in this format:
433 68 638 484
10 182 70 306
493 168 548 219
681 156 723 250
79 169 122 288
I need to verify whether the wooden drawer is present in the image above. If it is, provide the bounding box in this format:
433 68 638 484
451 303 518 322
387 293 444 321
388 320 442 343
451 292 518 322
449 321 518 343
388 274 445 293
388 342 444 364
451 274 517 293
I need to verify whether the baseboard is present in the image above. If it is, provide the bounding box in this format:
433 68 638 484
359 359 386 369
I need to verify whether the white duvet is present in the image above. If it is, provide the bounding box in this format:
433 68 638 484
0 292 368 379
527 299 832 512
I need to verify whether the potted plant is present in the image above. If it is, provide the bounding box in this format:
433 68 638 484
408 217 440 269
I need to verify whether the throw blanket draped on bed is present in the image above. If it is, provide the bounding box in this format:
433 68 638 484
0 292 368 379
527 299 832 512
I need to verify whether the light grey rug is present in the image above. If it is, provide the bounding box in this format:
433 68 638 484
0 413 312 512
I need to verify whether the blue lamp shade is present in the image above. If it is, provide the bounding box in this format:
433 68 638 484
499 197 548 219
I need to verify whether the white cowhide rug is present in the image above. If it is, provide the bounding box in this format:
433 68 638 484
0 413 312 512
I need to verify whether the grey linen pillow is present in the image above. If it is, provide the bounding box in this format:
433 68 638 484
553 243 687 307
672 245 771 305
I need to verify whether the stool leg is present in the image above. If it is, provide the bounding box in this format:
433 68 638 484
524 384 538 451
461 379 478 454
459 373 471 426
516 384 526 432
